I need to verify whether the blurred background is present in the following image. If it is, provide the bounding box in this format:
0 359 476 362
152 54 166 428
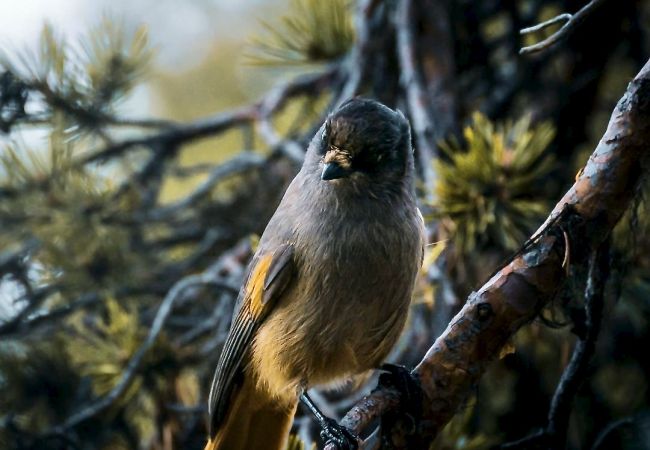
1 0 650 449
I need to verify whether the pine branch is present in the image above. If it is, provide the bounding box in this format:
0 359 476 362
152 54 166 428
43 272 226 436
499 240 610 449
326 57 650 449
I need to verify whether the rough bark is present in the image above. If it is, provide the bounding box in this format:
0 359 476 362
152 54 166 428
327 58 650 450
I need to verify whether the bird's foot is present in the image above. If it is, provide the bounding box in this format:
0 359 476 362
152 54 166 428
378 363 422 435
299 392 358 450
320 417 359 450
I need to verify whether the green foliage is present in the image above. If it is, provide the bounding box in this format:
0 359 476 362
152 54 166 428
0 136 146 294
433 112 556 253
0 339 81 446
1 17 152 135
67 298 192 445
0 20 175 447
247 0 354 66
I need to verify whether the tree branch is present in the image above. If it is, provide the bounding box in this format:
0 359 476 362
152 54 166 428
43 272 225 435
396 0 438 201
499 239 610 449
327 58 650 449
519 0 607 55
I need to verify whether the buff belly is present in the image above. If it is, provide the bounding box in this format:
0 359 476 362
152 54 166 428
248 284 410 404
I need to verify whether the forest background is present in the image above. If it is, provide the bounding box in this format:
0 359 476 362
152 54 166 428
1 0 650 449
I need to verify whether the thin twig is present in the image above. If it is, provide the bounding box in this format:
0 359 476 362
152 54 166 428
520 14 572 35
77 107 255 166
45 272 220 435
0 68 336 200
0 292 100 338
146 152 266 221
333 0 382 106
519 0 607 55
499 240 610 449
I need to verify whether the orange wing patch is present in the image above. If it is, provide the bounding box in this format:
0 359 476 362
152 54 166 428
244 243 295 319
245 253 274 319
207 243 294 438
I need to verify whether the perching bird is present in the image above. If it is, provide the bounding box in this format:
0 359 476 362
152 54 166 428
205 98 425 450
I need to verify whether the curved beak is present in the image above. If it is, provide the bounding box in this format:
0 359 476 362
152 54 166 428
321 162 349 180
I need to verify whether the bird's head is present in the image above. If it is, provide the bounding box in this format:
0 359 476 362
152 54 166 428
308 98 413 184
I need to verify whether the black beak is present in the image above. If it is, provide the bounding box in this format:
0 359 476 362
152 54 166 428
321 162 349 180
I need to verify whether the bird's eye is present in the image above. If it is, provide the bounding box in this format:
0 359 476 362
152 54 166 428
321 128 327 142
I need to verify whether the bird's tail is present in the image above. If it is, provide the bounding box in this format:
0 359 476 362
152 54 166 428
204 376 297 450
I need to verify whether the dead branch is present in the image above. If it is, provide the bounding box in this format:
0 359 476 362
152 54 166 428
520 0 607 55
326 58 650 450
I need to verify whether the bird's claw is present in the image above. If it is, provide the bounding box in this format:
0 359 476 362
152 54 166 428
320 417 359 450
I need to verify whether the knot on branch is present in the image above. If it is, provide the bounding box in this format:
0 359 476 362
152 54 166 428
475 302 493 322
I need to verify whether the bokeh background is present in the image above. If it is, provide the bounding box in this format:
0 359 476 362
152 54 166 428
1 0 650 449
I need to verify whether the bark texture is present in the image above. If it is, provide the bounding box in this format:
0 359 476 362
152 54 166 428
328 58 650 449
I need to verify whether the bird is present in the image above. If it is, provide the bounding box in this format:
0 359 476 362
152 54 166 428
205 97 426 450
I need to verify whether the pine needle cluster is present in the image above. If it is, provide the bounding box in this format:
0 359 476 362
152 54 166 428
433 112 556 253
247 0 354 67
0 18 152 136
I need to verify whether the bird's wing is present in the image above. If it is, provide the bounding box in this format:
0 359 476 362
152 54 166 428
207 242 295 437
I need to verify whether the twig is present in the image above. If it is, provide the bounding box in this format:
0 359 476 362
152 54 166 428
548 242 608 435
0 238 38 275
0 67 336 200
520 0 607 55
146 152 266 221
333 0 382 106
499 240 610 449
0 285 57 336
256 69 339 162
0 292 100 338
16 113 179 130
45 272 222 435
520 14 572 35
77 107 255 166
256 118 304 163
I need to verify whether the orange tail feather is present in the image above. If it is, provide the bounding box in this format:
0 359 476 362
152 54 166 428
204 377 297 450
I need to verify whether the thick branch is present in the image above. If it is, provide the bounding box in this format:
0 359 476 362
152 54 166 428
500 240 610 449
330 58 650 449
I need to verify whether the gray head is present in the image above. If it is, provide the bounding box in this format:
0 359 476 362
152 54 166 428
306 98 413 185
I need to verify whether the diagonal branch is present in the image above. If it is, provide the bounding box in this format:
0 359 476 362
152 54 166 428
499 239 610 449
327 58 650 449
43 272 222 436
520 0 607 55
0 68 337 200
